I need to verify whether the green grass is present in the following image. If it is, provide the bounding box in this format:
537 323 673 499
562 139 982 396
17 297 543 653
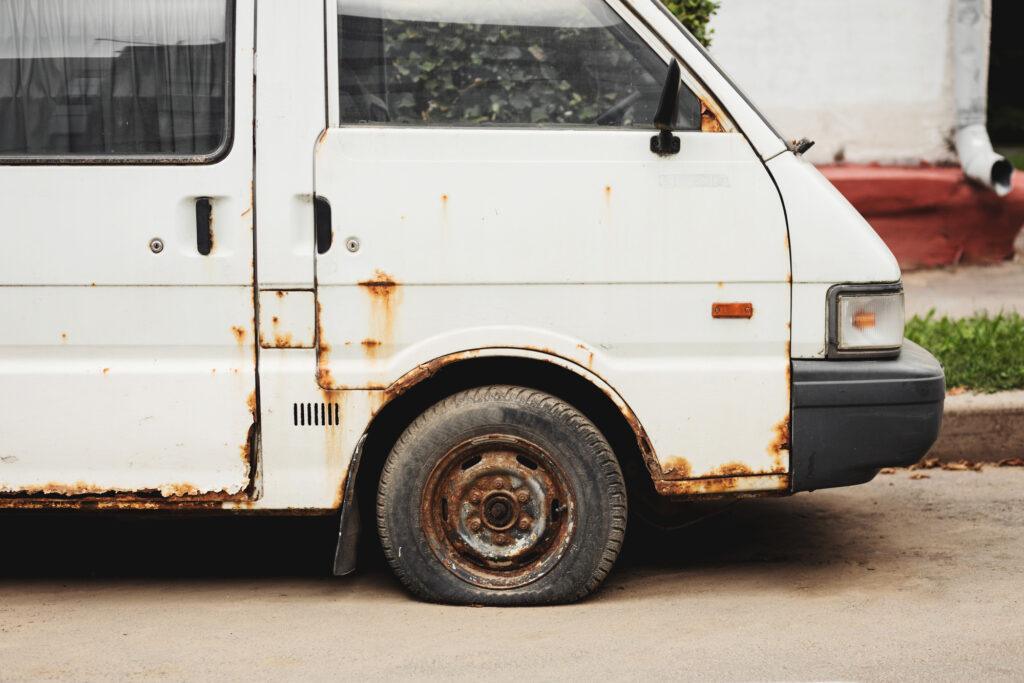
1006 153 1024 170
906 311 1024 393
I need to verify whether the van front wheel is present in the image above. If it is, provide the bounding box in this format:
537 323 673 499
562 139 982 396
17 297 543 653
376 385 626 605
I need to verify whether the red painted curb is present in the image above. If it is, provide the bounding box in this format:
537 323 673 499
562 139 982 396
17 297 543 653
819 164 1024 270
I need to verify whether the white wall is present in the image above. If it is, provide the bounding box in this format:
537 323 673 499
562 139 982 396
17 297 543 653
709 0 992 165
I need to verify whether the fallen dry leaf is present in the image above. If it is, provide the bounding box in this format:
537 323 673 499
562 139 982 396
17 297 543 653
998 458 1024 467
941 460 984 471
910 458 941 470
908 473 931 480
947 386 969 396
879 468 897 475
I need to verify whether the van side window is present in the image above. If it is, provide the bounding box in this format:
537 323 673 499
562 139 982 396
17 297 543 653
338 0 700 130
0 0 232 160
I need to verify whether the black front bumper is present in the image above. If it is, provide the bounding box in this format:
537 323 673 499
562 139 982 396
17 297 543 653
791 340 945 492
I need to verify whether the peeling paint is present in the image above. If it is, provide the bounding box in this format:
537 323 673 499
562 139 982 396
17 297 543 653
700 101 727 133
768 414 790 469
0 481 246 500
661 456 692 478
655 474 790 497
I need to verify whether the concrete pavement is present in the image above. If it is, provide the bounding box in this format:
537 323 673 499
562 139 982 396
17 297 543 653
903 259 1024 319
1 469 1022 681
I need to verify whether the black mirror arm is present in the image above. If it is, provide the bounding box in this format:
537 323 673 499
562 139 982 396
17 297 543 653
650 59 682 156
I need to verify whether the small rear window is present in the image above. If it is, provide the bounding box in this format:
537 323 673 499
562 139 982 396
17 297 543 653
0 0 233 161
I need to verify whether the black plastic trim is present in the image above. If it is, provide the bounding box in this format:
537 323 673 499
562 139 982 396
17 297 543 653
790 340 945 493
826 282 904 359
332 433 366 576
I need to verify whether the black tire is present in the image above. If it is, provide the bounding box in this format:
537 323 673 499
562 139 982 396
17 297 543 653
376 385 627 605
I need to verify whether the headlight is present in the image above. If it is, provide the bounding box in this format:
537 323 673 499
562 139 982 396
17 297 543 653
828 285 904 358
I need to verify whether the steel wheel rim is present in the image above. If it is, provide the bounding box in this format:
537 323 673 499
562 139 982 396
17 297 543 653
420 434 576 589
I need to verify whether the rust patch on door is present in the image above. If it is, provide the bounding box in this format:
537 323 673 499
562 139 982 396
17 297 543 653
768 414 791 471
231 326 247 345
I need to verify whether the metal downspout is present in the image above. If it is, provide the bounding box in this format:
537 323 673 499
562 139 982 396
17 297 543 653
953 0 1014 196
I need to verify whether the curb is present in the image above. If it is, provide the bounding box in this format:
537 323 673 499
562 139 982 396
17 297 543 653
926 390 1024 462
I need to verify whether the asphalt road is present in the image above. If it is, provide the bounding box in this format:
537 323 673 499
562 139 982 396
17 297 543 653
1 469 1022 681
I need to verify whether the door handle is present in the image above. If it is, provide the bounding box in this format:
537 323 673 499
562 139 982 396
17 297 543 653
315 196 332 254
195 197 213 256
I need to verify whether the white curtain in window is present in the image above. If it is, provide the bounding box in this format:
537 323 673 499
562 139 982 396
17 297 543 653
0 0 229 156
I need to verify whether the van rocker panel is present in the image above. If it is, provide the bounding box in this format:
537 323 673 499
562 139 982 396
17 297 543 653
790 340 945 492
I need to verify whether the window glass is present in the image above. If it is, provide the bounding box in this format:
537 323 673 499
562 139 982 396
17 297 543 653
0 0 231 159
338 0 699 129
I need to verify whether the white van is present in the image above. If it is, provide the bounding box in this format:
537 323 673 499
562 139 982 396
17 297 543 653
0 0 944 604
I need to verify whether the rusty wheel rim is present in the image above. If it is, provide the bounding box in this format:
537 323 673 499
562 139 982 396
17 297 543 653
421 434 576 589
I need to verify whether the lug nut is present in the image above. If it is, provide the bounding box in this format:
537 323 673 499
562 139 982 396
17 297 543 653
518 517 531 531
468 517 482 532
468 490 482 504
493 478 505 490
516 490 529 503
494 533 508 545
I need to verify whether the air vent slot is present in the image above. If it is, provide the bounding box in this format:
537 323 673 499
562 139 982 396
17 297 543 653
293 402 340 427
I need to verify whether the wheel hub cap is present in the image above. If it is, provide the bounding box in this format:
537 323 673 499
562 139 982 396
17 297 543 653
421 434 576 589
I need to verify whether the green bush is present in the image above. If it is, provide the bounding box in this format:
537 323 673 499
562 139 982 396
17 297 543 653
906 311 1024 393
661 0 722 47
382 22 659 125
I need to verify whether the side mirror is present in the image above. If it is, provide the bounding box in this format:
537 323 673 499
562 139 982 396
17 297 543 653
651 59 682 156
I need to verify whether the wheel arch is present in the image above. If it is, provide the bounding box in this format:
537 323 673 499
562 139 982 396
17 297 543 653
332 348 660 575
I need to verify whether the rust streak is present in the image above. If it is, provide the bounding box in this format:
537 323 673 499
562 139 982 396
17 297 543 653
102 368 110 375
575 343 595 370
273 333 293 348
356 271 402 370
276 291 285 299
231 326 247 345
316 300 335 389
